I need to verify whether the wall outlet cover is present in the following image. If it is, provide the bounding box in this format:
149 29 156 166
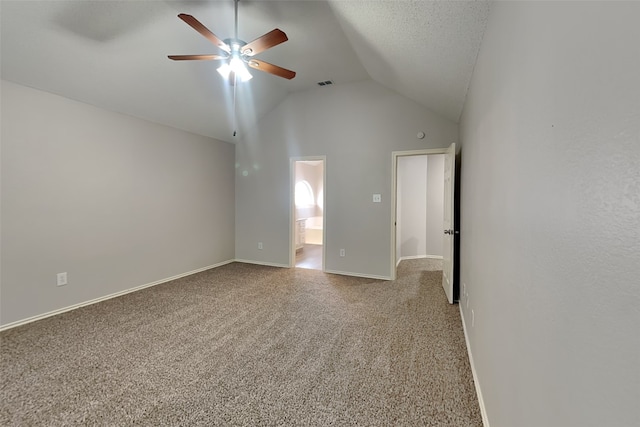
57 272 68 287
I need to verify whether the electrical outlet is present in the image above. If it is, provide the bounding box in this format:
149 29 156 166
258 242 263 250
339 249 345 257
57 272 68 287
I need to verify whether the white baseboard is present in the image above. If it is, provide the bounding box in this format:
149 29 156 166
397 254 444 267
323 269 391 281
234 259 289 269
460 305 490 427
0 260 235 332
400 254 444 261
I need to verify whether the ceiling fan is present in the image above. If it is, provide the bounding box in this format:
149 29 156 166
168 0 296 85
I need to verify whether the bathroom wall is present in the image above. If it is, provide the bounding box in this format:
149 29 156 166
294 161 323 220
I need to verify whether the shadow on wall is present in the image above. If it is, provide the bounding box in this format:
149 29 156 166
401 237 420 258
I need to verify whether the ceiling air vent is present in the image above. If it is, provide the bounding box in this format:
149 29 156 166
317 80 334 86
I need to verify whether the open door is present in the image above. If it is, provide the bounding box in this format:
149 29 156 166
442 143 456 304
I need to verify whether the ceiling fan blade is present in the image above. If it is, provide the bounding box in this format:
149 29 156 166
247 59 296 80
168 54 227 61
178 14 230 53
241 29 288 56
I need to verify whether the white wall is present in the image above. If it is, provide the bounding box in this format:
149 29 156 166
459 2 640 426
397 154 444 262
396 169 403 265
1 81 236 327
425 155 444 257
398 156 427 259
235 80 458 276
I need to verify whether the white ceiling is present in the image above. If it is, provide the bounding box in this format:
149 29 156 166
1 0 490 143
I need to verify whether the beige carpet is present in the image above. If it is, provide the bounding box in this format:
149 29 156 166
1 259 482 426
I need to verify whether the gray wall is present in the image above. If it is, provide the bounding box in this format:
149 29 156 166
235 80 458 276
459 2 640 426
1 81 235 327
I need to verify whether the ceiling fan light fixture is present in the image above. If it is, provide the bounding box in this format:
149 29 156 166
217 56 253 82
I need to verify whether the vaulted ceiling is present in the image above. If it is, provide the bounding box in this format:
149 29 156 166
1 1 490 143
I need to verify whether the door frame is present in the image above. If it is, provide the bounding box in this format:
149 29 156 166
390 148 450 281
289 156 327 270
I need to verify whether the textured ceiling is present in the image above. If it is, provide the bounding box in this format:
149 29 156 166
1 1 489 143
328 0 490 123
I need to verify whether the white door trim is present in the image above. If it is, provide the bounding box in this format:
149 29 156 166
290 156 327 271
391 147 451 281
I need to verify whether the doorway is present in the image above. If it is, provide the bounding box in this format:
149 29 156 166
391 144 457 303
290 157 326 271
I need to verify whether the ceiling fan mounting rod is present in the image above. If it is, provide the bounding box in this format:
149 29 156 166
234 0 239 41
